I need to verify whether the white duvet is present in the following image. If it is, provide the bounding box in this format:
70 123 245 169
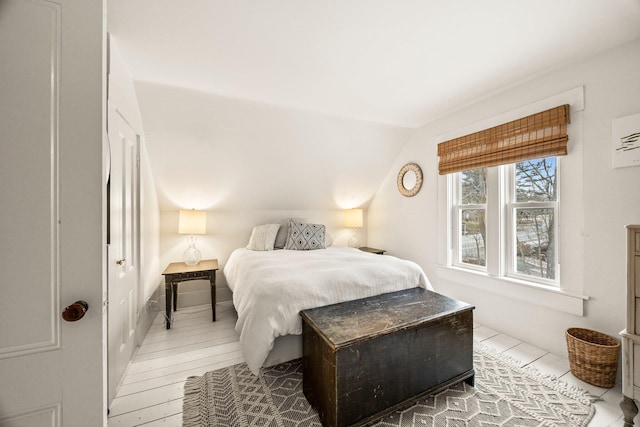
223 245 432 374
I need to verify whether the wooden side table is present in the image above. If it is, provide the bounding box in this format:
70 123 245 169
161 259 219 329
359 246 385 255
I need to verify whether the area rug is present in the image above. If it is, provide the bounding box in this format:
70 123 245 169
183 343 595 426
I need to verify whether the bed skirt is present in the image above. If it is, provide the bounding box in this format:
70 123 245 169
263 334 302 368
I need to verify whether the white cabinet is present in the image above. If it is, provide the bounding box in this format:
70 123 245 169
621 225 640 426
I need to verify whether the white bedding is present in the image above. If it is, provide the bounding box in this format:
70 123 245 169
223 245 432 374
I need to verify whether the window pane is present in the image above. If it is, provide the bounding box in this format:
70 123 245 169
460 208 486 266
460 168 487 204
515 157 557 202
515 208 555 279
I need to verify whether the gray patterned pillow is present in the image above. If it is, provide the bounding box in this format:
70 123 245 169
284 220 326 250
274 217 309 249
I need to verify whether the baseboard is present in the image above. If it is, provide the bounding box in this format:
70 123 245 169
135 291 161 346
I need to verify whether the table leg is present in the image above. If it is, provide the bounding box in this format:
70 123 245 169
172 283 178 312
165 279 172 329
210 271 216 322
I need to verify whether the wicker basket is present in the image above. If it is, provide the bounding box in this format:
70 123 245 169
565 327 620 388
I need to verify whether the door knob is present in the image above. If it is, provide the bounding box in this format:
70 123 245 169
116 259 126 266
62 300 89 322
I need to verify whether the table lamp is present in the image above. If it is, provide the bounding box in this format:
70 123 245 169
178 209 207 265
344 208 363 248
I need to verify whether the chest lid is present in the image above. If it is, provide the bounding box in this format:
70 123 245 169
300 287 474 349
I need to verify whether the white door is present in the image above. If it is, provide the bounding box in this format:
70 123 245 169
107 103 140 404
0 0 106 426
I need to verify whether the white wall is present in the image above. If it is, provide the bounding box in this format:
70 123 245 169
109 36 161 331
158 209 366 306
133 81 414 212
140 148 161 304
368 38 640 357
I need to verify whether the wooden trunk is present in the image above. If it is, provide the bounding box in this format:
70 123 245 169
301 288 474 427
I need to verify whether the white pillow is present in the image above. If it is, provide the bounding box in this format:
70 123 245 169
246 224 280 251
325 232 333 247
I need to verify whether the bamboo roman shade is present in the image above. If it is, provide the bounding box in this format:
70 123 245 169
438 104 570 175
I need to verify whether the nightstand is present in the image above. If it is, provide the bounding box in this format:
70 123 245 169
161 259 219 329
359 246 385 255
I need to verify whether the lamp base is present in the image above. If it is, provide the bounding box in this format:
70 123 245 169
348 230 359 248
183 236 201 265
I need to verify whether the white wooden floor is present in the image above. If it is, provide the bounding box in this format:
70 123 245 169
108 302 633 426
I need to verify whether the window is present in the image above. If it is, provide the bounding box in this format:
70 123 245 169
451 157 559 286
437 92 586 314
453 168 487 268
440 104 569 288
508 157 557 282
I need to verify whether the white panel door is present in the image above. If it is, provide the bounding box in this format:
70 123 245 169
107 103 139 404
0 0 106 426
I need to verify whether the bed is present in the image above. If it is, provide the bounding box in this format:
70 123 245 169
224 242 432 375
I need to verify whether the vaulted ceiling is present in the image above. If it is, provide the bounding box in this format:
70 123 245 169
107 0 640 210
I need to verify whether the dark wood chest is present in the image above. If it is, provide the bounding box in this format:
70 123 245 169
300 288 475 427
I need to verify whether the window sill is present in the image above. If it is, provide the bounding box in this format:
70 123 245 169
436 265 588 316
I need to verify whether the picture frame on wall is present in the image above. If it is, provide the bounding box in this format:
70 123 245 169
612 112 640 168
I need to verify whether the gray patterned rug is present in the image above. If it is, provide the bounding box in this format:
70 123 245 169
183 343 595 426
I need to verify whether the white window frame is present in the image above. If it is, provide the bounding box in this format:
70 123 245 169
451 169 488 272
505 161 560 286
450 160 560 287
452 203 487 273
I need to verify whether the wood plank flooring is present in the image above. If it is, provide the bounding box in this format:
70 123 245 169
108 302 632 426
107 303 244 426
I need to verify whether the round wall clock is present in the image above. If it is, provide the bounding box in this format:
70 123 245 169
397 163 423 197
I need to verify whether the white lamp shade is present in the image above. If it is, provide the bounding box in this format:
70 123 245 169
344 208 363 228
178 209 207 235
